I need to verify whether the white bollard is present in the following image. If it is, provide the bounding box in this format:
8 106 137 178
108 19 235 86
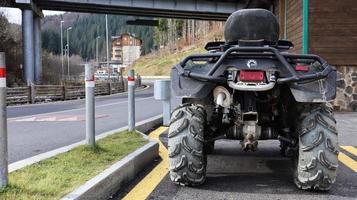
128 70 135 132
0 52 8 188
85 64 95 147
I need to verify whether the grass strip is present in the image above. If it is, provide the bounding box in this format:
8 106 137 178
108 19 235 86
0 131 147 200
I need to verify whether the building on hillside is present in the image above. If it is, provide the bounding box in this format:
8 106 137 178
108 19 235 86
111 33 142 67
272 0 357 111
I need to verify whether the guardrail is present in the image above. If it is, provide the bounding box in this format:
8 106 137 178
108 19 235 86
6 78 141 105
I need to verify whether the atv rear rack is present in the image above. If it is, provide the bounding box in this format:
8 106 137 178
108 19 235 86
175 46 334 84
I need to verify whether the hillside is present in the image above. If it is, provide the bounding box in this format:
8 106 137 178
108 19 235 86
132 23 224 76
132 44 205 76
42 13 89 31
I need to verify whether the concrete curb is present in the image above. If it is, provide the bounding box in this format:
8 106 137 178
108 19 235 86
9 115 163 172
61 140 159 200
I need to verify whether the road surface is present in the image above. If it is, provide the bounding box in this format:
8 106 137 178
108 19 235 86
118 113 357 200
7 85 179 163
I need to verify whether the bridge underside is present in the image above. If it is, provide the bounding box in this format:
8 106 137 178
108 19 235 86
9 0 272 21
4 0 273 84
36 0 246 21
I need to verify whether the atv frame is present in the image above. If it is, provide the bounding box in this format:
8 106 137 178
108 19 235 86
168 39 339 191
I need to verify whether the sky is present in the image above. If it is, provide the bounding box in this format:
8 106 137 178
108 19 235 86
0 7 64 24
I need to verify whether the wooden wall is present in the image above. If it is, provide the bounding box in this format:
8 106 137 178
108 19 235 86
274 0 303 54
309 0 357 66
286 0 303 54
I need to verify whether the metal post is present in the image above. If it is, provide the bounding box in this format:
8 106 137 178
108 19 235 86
22 9 34 85
302 0 309 54
0 53 8 188
67 27 72 80
128 69 135 131
34 16 42 84
85 64 95 147
96 36 100 63
154 80 171 126
60 21 64 81
106 14 110 80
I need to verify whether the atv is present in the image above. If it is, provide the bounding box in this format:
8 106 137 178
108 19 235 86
168 9 339 190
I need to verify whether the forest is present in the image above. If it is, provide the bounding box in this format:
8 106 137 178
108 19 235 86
42 14 156 61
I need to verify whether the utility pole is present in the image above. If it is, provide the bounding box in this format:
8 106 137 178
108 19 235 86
96 36 101 64
106 14 110 80
66 26 72 80
60 20 64 81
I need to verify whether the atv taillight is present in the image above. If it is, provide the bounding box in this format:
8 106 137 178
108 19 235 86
295 65 309 72
239 71 264 82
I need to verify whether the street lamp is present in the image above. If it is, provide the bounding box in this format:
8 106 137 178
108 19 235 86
66 26 72 80
106 14 110 80
60 20 64 81
96 36 101 64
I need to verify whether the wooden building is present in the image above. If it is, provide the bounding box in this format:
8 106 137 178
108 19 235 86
273 0 357 111
111 33 142 66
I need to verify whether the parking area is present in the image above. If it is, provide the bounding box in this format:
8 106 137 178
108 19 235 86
121 112 357 200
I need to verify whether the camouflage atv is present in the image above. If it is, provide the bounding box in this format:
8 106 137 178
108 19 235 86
168 9 338 190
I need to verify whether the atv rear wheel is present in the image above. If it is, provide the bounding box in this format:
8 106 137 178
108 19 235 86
205 141 215 154
294 103 339 190
168 104 207 186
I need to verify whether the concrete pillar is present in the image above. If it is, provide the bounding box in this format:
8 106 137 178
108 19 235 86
22 9 35 85
34 15 42 84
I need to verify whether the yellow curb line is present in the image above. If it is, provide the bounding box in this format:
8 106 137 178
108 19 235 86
340 146 357 157
338 152 357 173
339 146 357 173
123 126 169 200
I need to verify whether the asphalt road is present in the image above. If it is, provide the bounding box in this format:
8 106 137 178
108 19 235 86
7 85 178 163
7 84 357 199
132 113 357 200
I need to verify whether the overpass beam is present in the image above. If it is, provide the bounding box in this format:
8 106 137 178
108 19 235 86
22 9 35 85
34 15 42 84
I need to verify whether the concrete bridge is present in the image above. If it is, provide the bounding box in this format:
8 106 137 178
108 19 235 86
2 0 272 84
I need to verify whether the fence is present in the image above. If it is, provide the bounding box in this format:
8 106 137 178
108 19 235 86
6 78 141 105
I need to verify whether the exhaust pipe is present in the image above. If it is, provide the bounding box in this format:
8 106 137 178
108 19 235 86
213 86 231 107
216 92 226 107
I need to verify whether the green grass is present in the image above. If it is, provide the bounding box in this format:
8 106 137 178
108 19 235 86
0 131 147 200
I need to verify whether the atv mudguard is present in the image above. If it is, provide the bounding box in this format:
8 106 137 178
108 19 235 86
171 67 215 98
289 69 337 102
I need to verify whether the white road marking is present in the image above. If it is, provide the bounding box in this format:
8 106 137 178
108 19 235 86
11 114 109 122
8 96 155 121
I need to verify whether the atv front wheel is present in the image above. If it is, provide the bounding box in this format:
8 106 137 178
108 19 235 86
294 104 339 190
168 104 207 186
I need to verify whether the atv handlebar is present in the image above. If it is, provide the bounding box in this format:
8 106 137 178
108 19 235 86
176 46 334 84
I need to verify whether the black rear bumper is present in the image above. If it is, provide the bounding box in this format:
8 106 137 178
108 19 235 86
175 46 335 84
